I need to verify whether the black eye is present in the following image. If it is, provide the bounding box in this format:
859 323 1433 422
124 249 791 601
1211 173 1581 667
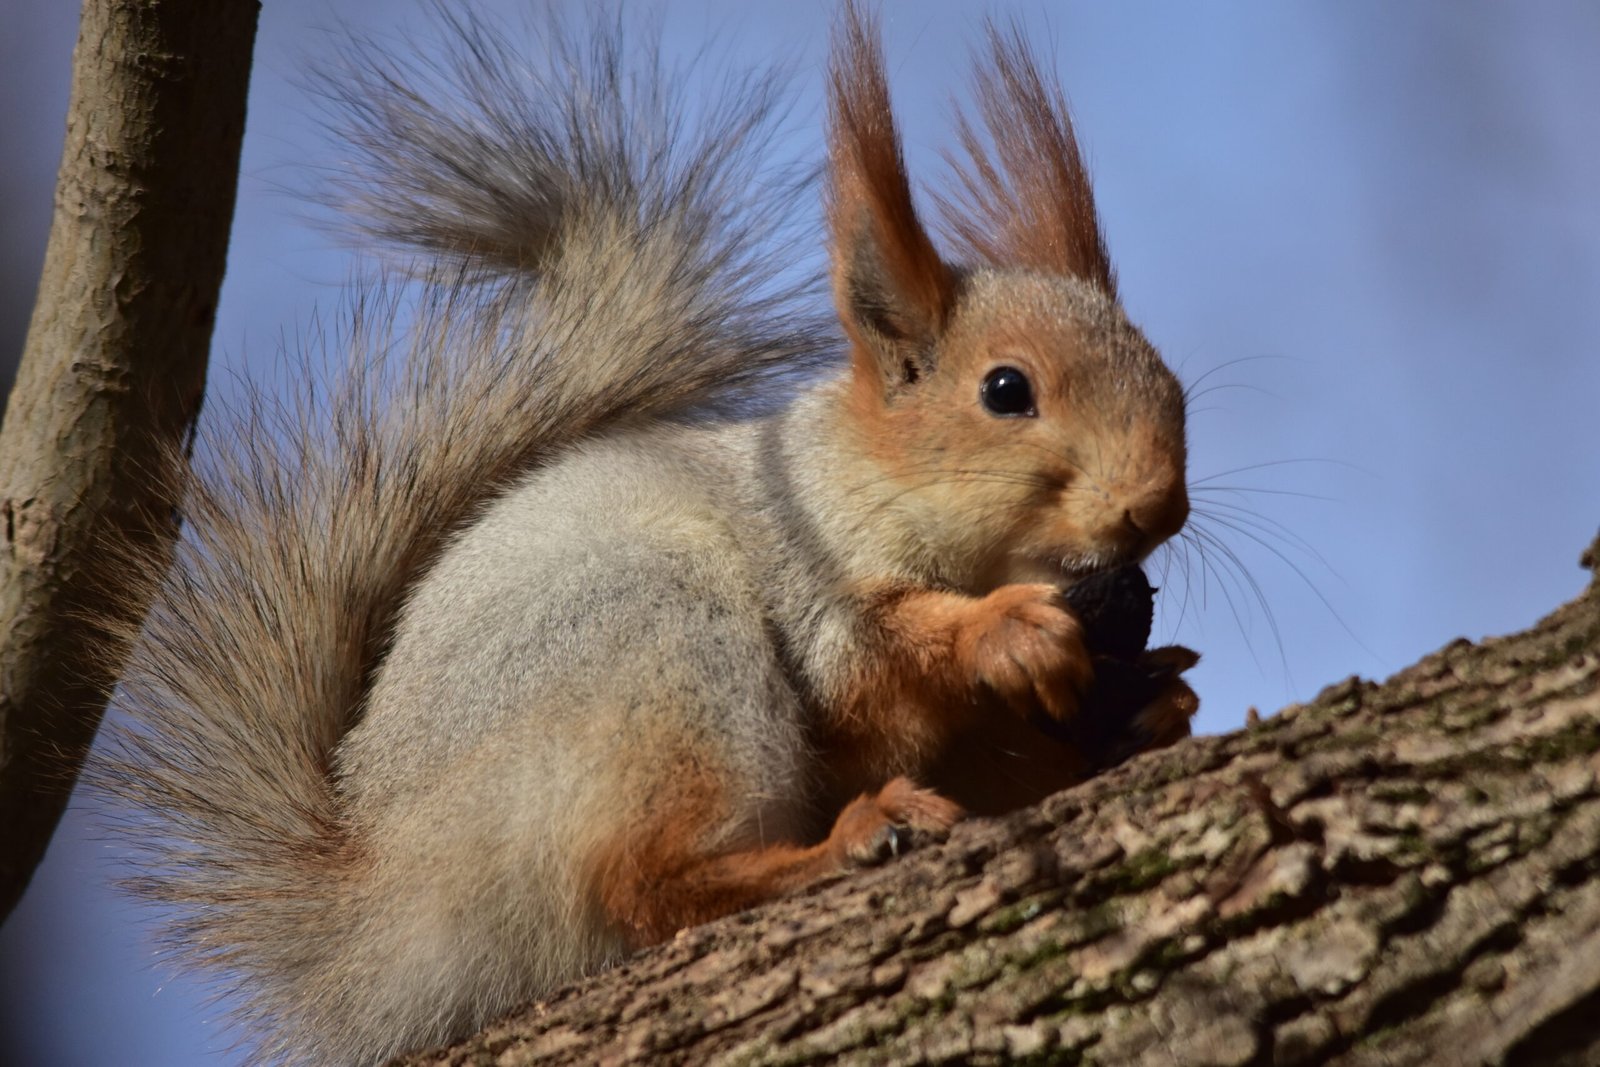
980 366 1036 417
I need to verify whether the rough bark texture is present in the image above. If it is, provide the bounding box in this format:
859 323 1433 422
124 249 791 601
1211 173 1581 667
0 0 258 918
397 529 1600 1067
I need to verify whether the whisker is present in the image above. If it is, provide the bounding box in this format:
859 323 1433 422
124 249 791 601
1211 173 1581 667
1184 381 1282 408
1179 353 1289 405
1147 538 1197 639
1184 521 1291 680
831 466 1060 540
1007 437 1097 484
1191 484 1338 504
837 465 1058 502
1191 501 1333 574
1190 510 1377 660
1190 456 1369 486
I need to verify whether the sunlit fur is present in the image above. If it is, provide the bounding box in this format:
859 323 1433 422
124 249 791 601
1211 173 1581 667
825 5 1187 594
90 5 1197 1065
829 267 1187 593
937 21 1118 295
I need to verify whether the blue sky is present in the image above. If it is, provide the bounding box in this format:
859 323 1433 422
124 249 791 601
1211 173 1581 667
3 2 1599 1064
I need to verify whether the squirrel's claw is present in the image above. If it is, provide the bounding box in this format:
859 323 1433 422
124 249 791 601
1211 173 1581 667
832 777 964 868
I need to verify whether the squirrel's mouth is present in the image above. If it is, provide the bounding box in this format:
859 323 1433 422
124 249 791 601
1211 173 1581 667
1003 547 1142 590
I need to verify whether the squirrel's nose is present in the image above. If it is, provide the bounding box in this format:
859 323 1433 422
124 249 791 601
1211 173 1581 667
1118 483 1189 557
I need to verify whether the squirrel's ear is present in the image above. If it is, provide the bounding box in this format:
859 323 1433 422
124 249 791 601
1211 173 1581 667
827 2 956 399
934 21 1117 298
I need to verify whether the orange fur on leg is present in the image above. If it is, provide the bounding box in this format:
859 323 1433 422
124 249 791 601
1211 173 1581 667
818 582 1094 802
588 772 960 950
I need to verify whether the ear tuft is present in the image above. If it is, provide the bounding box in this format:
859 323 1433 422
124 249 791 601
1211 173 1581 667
827 1 957 395
935 21 1117 297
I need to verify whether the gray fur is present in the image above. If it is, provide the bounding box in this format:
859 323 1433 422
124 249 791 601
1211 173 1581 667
92 10 833 1065
92 8 1190 1066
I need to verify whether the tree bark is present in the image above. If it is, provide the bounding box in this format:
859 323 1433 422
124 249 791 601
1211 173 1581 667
0 0 258 919
398 529 1600 1066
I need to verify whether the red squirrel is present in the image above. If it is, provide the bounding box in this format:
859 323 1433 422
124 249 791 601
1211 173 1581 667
94 5 1198 1063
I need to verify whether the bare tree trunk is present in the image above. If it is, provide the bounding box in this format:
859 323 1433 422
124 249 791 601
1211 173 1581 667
398 531 1600 1066
0 0 258 920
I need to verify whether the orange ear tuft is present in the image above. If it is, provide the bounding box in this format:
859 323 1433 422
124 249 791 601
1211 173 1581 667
935 22 1117 297
827 1 956 395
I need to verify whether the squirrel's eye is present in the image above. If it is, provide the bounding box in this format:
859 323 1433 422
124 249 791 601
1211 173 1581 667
979 366 1036 418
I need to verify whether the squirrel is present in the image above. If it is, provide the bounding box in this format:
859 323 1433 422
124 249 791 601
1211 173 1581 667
92 4 1199 1064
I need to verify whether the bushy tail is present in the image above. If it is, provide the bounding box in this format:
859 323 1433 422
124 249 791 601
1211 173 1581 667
92 7 830 1063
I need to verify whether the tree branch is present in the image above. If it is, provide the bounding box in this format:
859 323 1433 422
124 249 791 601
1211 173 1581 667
399 529 1600 1065
0 0 258 919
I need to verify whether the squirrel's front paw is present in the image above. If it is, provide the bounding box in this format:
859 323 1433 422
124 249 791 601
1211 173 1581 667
1126 646 1201 751
956 583 1093 722
830 777 964 868
1036 644 1200 770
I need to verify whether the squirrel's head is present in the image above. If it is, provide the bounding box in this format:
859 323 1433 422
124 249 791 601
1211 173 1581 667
825 5 1188 592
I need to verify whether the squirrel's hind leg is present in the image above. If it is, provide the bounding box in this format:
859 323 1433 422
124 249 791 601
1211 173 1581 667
587 774 962 949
